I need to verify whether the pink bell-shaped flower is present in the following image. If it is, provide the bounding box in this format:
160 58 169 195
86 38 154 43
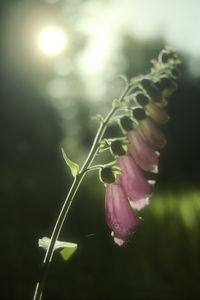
138 117 167 150
105 183 142 246
145 102 170 125
127 130 159 173
117 155 155 210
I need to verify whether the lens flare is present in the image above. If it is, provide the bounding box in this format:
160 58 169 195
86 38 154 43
38 26 67 55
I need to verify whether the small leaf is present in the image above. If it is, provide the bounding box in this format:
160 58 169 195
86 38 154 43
99 139 109 149
61 148 79 177
60 245 77 261
38 237 78 262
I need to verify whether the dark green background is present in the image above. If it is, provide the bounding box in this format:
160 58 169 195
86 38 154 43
1 1 200 299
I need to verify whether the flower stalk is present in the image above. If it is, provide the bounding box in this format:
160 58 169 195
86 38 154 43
33 48 181 300
33 81 130 300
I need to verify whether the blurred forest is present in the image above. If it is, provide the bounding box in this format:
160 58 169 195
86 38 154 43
1 0 200 299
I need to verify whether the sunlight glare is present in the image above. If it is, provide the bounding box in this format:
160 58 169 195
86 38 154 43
38 26 67 55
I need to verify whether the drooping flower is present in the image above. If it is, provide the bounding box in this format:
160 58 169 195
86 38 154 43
145 102 169 125
105 183 142 246
117 155 155 210
127 130 159 173
137 117 167 150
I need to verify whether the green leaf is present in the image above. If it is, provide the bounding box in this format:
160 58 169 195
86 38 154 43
61 148 79 177
60 245 77 261
38 237 78 262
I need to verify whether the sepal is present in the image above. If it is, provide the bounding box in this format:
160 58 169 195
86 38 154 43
61 148 79 177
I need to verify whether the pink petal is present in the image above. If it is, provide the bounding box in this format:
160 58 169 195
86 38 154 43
138 118 167 150
117 155 154 210
105 183 142 245
146 102 169 124
127 130 159 173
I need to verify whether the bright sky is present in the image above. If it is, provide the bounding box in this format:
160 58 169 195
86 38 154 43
70 0 200 98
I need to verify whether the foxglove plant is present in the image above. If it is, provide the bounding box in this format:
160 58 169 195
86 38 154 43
33 48 181 300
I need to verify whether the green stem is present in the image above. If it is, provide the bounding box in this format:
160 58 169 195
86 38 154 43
33 81 130 300
80 165 104 175
33 175 83 300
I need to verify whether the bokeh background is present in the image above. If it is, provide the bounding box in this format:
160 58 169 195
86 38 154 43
1 0 200 299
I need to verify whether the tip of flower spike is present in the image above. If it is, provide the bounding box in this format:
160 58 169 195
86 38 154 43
159 50 170 64
158 48 179 64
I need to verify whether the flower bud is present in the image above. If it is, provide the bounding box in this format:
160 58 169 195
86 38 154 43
141 79 152 90
110 140 126 156
132 108 146 121
159 50 170 64
100 167 115 184
135 93 149 106
155 77 177 97
168 51 178 60
120 116 134 131
141 79 163 103
171 67 180 79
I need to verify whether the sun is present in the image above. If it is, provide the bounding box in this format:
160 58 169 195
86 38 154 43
38 26 67 56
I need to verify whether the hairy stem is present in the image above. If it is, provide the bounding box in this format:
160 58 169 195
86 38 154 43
33 81 130 300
